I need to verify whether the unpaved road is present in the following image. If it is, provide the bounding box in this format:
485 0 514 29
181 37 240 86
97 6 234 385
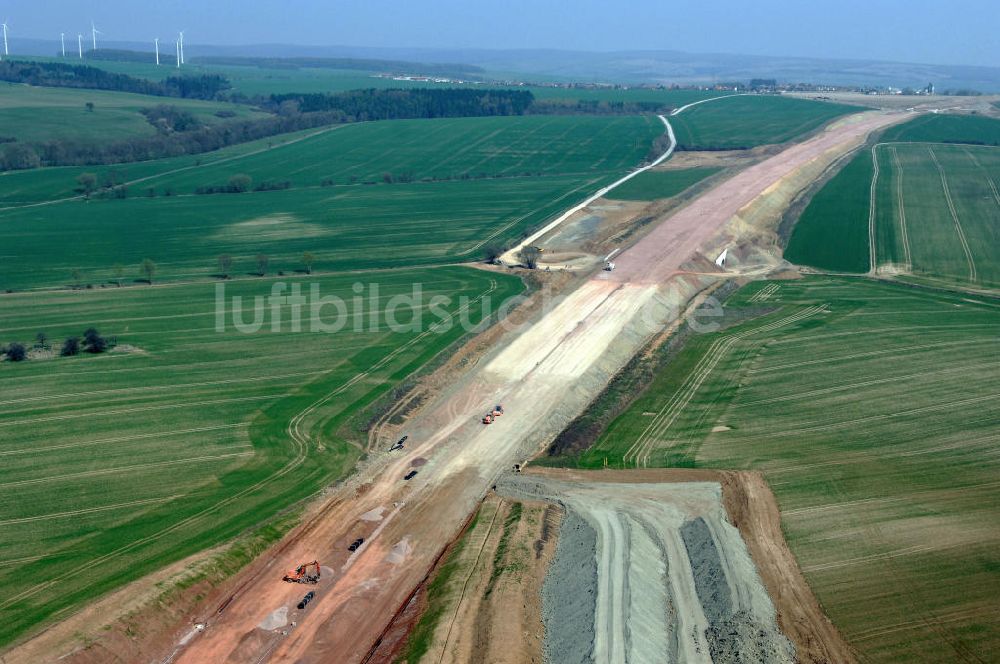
501 113 675 264
155 111 900 664
496 471 794 663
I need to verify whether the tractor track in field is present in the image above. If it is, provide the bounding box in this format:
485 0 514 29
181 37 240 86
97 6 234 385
746 337 999 373
963 148 1000 207
928 147 978 283
731 362 983 408
623 305 826 467
0 422 246 456
868 144 882 274
0 495 182 526
889 147 913 268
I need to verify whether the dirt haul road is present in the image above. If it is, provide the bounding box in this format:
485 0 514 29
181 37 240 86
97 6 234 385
165 111 900 664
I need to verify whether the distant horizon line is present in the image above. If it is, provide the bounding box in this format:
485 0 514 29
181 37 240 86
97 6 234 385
4 36 999 72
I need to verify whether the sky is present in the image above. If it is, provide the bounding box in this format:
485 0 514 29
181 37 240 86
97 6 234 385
4 0 999 67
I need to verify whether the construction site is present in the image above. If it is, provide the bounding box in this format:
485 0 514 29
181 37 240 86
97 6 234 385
1 97 922 664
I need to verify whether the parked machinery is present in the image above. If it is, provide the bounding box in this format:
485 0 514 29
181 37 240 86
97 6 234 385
282 560 321 584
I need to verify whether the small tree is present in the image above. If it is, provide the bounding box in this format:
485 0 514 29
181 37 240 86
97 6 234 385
76 172 98 199
218 254 233 279
4 342 27 362
228 174 252 193
519 246 542 270
85 102 95 112
35 332 48 350
140 258 156 284
483 243 504 264
302 251 315 275
113 264 125 287
61 336 81 356
83 327 108 354
256 253 269 277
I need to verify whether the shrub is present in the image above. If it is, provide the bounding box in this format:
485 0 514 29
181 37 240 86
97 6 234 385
4 342 27 362
61 337 81 356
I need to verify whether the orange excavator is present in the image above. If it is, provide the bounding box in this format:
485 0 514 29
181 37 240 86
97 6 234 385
282 560 321 584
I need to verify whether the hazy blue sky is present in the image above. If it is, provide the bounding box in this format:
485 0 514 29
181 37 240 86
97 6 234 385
4 0 998 67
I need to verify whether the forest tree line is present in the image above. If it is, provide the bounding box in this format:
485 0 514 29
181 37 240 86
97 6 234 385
0 59 230 99
267 88 535 119
1 85 538 170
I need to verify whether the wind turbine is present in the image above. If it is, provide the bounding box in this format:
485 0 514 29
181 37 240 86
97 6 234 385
178 30 184 65
90 20 101 50
154 37 159 65
61 32 66 57
77 33 83 58
175 38 180 68
2 20 9 59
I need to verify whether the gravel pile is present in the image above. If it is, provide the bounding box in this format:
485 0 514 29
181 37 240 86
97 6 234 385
706 611 795 664
681 517 732 623
541 510 597 664
683 517 794 663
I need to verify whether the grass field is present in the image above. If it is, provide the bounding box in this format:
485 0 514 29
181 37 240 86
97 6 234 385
0 81 264 144
879 112 1000 146
873 143 999 288
669 95 859 149
784 150 873 273
0 266 523 647
603 166 720 201
0 114 664 205
0 115 664 289
559 277 1000 662
787 131 1000 289
1 174 608 289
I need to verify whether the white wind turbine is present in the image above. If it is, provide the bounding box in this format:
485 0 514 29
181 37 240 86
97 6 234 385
77 33 83 58
61 32 66 57
2 20 9 59
154 37 159 65
178 30 184 65
90 20 101 50
174 37 180 68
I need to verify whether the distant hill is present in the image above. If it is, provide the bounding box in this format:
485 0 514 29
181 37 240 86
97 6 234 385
7 38 1000 92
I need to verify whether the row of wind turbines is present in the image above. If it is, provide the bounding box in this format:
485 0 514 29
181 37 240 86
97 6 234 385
0 19 187 68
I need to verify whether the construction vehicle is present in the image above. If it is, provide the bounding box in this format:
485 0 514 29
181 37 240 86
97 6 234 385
282 560 321 584
482 412 493 424
297 591 316 610
604 261 616 271
348 537 365 552
493 404 504 416
403 470 418 480
389 435 407 452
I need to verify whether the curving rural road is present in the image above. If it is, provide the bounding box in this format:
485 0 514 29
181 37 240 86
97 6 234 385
166 110 902 664
500 113 676 265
